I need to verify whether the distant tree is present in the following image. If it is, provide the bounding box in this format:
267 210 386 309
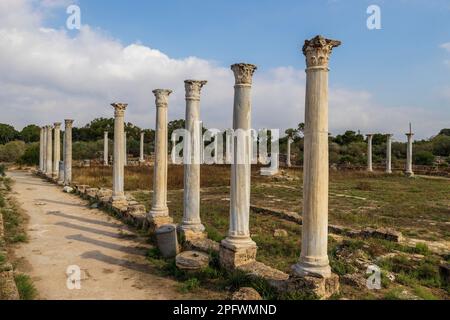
371 134 386 145
432 135 450 156
18 143 39 165
333 131 364 145
0 124 18 144
20 124 40 143
414 151 435 166
0 141 26 162
438 128 450 136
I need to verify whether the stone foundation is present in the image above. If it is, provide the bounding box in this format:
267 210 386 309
279 273 340 299
148 215 174 231
219 239 257 269
180 228 207 242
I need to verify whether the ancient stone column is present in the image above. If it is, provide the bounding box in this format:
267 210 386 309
46 125 53 177
53 122 61 178
111 103 128 207
63 120 74 185
219 63 257 269
367 134 374 172
180 80 207 240
148 90 173 227
386 134 393 174
287 137 293 167
292 35 341 279
42 126 47 173
39 127 44 172
104 131 109 166
140 131 145 163
124 131 127 166
405 133 414 177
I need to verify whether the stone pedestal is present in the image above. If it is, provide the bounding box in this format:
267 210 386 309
139 131 145 163
104 131 109 166
219 63 258 269
291 36 341 283
148 90 173 227
63 120 74 186
179 80 207 240
45 125 53 178
405 133 414 177
53 122 61 178
386 134 393 173
366 134 374 172
284 273 340 300
111 103 128 208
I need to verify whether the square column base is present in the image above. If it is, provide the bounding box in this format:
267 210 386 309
219 238 257 269
109 197 128 211
284 273 340 300
405 172 414 177
147 215 174 231
179 228 207 242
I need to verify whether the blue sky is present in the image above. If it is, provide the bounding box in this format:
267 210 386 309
1 0 450 138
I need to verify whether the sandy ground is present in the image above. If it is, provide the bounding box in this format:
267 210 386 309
8 170 220 300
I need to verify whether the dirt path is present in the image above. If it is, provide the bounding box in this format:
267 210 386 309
8 170 219 300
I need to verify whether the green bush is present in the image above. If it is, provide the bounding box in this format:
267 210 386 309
414 151 435 166
18 143 39 165
0 141 26 162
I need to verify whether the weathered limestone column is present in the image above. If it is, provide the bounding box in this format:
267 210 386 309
53 122 61 178
292 36 341 280
219 63 258 269
139 131 145 163
148 90 173 227
42 126 47 174
111 103 128 207
180 80 207 240
367 134 374 172
287 137 293 167
63 120 74 186
104 131 109 166
386 134 393 174
39 127 44 172
405 133 414 177
124 132 127 166
45 125 53 177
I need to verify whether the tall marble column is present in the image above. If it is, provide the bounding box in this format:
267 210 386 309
45 125 53 177
42 126 47 174
386 134 393 174
139 131 145 163
405 133 414 177
287 137 293 167
148 90 173 226
53 122 61 178
104 131 109 166
367 134 374 172
292 36 341 278
180 80 207 240
63 120 74 186
39 127 44 172
219 63 258 269
124 132 127 166
111 103 128 207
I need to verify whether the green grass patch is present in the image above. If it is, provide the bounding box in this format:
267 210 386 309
14 274 37 300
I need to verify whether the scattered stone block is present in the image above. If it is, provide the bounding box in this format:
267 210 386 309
176 251 210 272
342 273 367 289
155 224 179 258
238 261 289 289
86 188 99 198
183 238 220 254
76 185 90 194
219 240 257 269
279 273 340 300
273 229 288 238
232 287 262 300
361 227 403 243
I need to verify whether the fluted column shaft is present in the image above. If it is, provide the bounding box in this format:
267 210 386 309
367 134 374 172
406 133 414 176
287 137 293 167
46 125 53 177
149 90 172 218
180 80 207 235
63 120 74 185
140 132 145 162
53 123 61 177
124 132 127 165
224 63 257 247
111 104 127 204
292 36 341 278
386 134 393 173
104 131 109 166
39 127 44 172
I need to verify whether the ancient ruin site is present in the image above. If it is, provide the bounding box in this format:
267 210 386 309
0 0 449 311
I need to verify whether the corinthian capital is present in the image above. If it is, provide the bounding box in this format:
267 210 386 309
54 122 62 129
153 89 172 107
185 80 207 100
231 63 257 85
111 103 128 117
64 119 74 128
302 35 341 68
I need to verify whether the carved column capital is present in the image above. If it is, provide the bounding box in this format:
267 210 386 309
231 63 257 86
302 35 341 69
185 80 207 100
111 103 127 117
153 89 172 108
54 122 62 130
64 119 74 128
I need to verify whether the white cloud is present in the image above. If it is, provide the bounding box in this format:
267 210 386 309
441 42 450 52
0 0 445 140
